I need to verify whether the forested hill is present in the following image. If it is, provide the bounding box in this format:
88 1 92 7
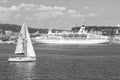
1 24 119 35
0 24 48 33
0 24 66 33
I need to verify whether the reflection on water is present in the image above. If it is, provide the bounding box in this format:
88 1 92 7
9 62 36 80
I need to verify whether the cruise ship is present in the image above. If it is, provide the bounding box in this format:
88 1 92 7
32 27 109 44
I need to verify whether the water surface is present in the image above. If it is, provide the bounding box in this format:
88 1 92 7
0 44 120 80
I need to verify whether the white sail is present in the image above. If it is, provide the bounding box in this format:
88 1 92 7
15 23 26 54
15 23 36 58
8 23 36 62
25 25 36 57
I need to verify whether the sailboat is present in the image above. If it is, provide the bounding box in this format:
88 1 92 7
8 23 36 62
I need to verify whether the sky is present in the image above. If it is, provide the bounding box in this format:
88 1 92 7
0 0 120 29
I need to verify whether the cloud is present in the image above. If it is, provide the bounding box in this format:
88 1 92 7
67 9 84 18
0 6 7 11
9 5 20 11
67 10 77 14
35 5 85 20
0 5 20 22
0 0 8 4
8 3 35 11
0 3 85 22
18 3 35 8
0 3 36 22
35 5 67 20
0 3 35 11
0 3 35 12
18 3 35 11
88 13 98 17
35 11 64 20
84 6 90 10
38 5 66 11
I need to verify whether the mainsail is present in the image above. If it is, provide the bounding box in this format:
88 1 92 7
15 23 36 57
15 23 26 54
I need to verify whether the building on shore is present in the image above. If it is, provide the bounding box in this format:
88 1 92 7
71 25 120 36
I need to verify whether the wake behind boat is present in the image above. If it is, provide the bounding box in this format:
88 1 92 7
32 27 109 44
8 23 36 62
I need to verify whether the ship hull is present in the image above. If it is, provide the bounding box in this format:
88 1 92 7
32 39 109 44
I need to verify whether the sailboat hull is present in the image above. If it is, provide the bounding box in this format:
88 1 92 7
8 57 36 62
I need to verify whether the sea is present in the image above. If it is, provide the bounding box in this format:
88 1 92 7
0 43 120 80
